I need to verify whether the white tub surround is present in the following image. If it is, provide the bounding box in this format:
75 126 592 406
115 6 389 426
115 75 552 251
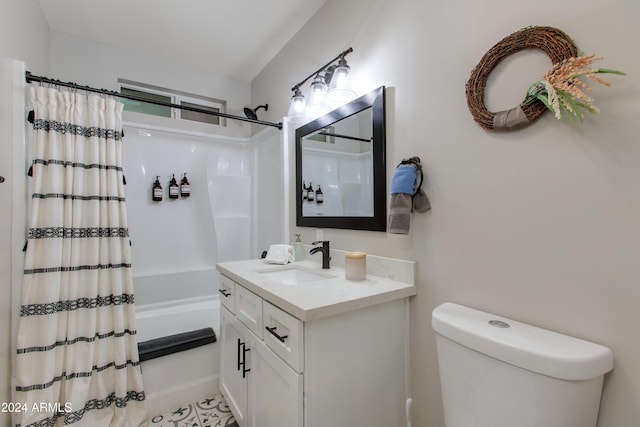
217 253 415 427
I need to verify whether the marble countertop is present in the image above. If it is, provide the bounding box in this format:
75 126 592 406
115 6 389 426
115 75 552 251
216 258 416 321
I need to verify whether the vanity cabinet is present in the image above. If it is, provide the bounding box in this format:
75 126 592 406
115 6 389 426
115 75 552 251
220 305 302 427
219 273 409 427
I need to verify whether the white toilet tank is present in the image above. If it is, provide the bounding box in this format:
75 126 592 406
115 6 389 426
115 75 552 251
432 302 613 427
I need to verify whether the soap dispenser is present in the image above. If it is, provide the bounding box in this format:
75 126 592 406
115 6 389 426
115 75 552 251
316 185 324 204
168 174 179 199
180 173 191 198
293 233 304 261
307 182 315 202
152 176 163 202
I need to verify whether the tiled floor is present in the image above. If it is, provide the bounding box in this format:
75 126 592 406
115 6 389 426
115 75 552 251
144 394 237 427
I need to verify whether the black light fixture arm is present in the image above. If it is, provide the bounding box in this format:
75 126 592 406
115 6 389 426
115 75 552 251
290 47 353 92
25 71 283 130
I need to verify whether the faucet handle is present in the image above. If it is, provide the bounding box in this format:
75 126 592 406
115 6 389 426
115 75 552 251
309 240 331 269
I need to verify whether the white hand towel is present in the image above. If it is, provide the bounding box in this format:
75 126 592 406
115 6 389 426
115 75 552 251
265 244 295 264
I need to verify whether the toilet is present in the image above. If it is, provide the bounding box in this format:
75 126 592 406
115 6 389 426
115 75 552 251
432 302 613 427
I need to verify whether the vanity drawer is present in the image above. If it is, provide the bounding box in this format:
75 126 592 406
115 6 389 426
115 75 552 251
263 301 304 373
219 275 236 313
236 285 263 339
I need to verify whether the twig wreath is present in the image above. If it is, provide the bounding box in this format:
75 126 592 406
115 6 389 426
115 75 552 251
466 26 624 131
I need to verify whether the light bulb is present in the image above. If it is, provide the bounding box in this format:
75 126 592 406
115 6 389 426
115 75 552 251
333 66 350 89
328 62 357 104
307 75 330 115
288 88 306 118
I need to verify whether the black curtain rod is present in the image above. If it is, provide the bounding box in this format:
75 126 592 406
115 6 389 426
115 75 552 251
317 131 371 143
25 71 283 130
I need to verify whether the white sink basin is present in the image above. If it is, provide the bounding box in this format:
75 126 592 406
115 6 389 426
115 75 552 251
258 265 333 285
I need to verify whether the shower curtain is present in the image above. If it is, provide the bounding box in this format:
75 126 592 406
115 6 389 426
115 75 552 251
14 87 147 426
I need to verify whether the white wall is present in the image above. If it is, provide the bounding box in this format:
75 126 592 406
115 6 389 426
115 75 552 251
0 0 50 73
252 0 640 425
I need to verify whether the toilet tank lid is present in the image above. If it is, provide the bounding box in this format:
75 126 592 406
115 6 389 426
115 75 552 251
431 302 613 381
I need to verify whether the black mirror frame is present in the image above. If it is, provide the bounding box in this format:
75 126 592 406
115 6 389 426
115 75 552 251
295 86 386 231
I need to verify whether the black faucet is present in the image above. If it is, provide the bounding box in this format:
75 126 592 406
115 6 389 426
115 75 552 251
310 240 331 269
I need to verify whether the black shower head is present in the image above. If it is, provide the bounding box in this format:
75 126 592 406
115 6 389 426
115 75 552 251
243 104 268 120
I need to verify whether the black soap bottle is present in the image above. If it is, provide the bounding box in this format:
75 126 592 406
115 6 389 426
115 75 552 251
316 185 324 204
302 180 308 200
152 176 163 202
307 182 315 201
169 174 179 199
180 173 191 198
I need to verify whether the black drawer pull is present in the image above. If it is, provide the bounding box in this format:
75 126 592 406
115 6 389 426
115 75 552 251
219 289 231 297
241 343 251 378
265 326 288 343
237 339 251 378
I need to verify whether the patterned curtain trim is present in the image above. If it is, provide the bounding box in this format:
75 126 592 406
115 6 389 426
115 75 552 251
32 158 124 172
17 329 138 354
16 360 142 392
32 193 126 202
20 293 135 316
28 227 129 239
32 118 123 141
23 264 132 275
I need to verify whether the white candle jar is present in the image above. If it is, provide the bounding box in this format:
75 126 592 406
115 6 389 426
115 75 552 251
345 252 367 281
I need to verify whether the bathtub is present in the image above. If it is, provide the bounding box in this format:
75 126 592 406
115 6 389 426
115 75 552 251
133 268 221 417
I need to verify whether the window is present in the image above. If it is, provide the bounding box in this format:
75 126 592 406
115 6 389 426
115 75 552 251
119 79 226 126
179 101 221 126
120 87 172 117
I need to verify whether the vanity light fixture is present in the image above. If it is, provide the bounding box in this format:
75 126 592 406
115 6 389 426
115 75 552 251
288 87 306 117
306 74 330 115
327 57 357 103
288 47 356 120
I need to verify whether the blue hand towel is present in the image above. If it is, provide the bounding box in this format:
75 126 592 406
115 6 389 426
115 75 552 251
390 165 417 195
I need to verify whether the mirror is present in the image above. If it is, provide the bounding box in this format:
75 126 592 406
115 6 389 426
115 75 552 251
296 86 386 231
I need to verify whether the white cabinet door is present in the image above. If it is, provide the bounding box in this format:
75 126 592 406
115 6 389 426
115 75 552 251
220 306 250 425
248 335 303 427
236 285 263 338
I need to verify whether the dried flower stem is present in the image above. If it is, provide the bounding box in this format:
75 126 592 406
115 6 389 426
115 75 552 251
522 54 624 122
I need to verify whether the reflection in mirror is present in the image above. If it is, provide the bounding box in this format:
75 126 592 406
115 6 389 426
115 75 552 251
301 108 373 217
296 86 386 231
